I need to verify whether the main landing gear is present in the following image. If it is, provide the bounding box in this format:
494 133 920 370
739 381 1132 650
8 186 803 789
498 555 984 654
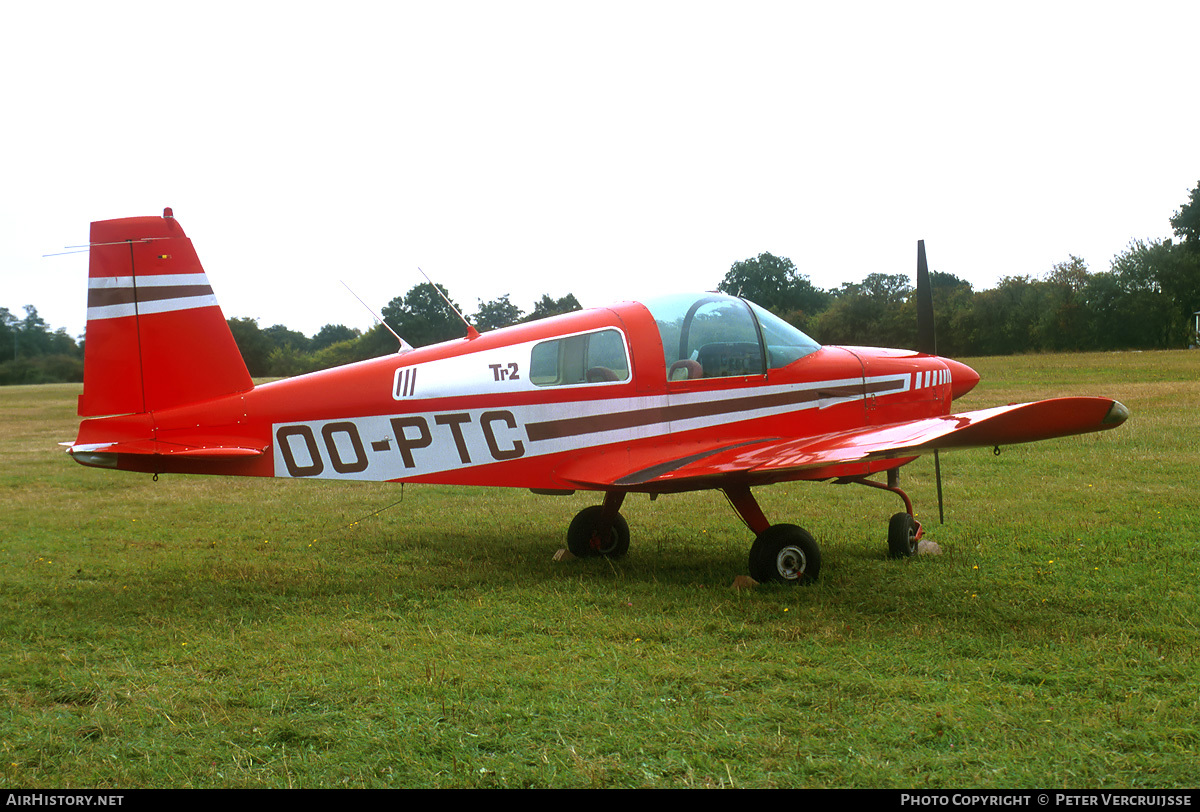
721 484 823 585
567 471 924 584
566 492 630 559
730 471 925 584
747 523 821 585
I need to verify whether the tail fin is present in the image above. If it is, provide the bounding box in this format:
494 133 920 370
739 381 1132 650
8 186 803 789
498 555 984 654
79 208 252 417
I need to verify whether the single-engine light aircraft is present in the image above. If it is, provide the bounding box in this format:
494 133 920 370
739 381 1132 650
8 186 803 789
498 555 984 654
68 210 1129 584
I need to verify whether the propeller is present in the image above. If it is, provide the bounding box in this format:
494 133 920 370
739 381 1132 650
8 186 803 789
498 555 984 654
916 240 936 356
916 240 945 523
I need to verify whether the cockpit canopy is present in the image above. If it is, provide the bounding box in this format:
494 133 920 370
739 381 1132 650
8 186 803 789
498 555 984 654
641 293 821 381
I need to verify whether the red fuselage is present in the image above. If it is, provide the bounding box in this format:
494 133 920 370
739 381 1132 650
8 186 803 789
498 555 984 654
74 295 979 494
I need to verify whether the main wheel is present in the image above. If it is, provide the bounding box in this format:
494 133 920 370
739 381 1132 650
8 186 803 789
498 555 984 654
567 505 630 558
748 524 821 585
888 512 919 558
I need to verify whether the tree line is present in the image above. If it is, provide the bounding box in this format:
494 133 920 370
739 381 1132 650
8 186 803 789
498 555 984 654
0 306 83 385
724 182 1200 355
727 241 1198 357
5 182 1198 385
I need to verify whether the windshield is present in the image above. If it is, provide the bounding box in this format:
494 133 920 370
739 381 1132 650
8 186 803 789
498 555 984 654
642 293 820 380
745 300 821 367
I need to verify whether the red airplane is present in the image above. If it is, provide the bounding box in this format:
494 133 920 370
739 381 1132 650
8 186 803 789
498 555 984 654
68 210 1129 584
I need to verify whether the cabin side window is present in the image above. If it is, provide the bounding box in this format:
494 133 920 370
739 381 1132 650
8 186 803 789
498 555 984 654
529 329 630 386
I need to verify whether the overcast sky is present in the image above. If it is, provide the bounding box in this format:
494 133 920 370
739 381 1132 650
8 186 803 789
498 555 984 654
3 1 1198 340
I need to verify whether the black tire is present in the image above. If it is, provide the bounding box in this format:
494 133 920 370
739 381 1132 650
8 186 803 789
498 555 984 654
748 524 821 585
567 505 630 559
888 512 919 558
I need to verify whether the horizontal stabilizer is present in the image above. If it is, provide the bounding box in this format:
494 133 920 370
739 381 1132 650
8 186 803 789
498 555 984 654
68 438 267 466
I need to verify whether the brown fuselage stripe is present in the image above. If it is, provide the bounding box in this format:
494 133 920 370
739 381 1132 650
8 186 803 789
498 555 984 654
87 285 214 308
524 379 903 442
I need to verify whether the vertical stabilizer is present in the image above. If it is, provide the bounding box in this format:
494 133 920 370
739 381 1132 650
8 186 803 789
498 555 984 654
79 209 252 417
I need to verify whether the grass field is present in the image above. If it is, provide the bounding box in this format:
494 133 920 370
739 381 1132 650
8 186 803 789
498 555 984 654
2 351 1197 788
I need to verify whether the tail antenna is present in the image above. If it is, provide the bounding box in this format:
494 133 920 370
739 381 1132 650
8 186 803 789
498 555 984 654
341 281 414 354
418 267 480 340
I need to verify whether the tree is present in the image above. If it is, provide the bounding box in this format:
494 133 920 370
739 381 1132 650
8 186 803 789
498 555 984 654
227 317 272 377
810 273 912 348
1044 255 1090 292
381 283 469 348
1169 180 1200 252
1 307 18 362
310 336 371 370
1034 257 1093 351
853 273 912 303
310 324 360 352
473 295 525 332
262 324 310 354
1078 271 1132 350
525 294 581 322
1107 238 1199 348
926 271 975 356
718 252 827 315
13 306 53 357
968 275 1047 355
0 305 84 384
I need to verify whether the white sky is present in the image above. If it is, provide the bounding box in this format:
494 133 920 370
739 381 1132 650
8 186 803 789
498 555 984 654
3 0 1198 339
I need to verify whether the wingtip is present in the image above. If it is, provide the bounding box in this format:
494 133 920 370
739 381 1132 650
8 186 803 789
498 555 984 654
1104 400 1130 426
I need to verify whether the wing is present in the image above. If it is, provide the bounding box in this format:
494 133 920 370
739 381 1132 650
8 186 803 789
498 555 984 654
557 397 1128 489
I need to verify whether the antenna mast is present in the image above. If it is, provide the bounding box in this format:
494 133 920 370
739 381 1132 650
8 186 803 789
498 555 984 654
418 267 480 340
341 281 413 354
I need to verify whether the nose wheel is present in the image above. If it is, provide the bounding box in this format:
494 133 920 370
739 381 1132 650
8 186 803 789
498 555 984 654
840 470 926 560
887 512 921 558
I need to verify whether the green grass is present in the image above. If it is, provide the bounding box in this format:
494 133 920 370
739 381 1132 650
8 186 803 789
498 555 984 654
2 351 1198 788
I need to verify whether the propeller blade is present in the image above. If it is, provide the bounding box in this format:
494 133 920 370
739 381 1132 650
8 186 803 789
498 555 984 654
916 240 936 355
916 240 944 522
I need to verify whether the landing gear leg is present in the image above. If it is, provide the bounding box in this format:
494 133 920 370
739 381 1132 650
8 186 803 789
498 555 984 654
842 469 923 558
724 484 822 585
